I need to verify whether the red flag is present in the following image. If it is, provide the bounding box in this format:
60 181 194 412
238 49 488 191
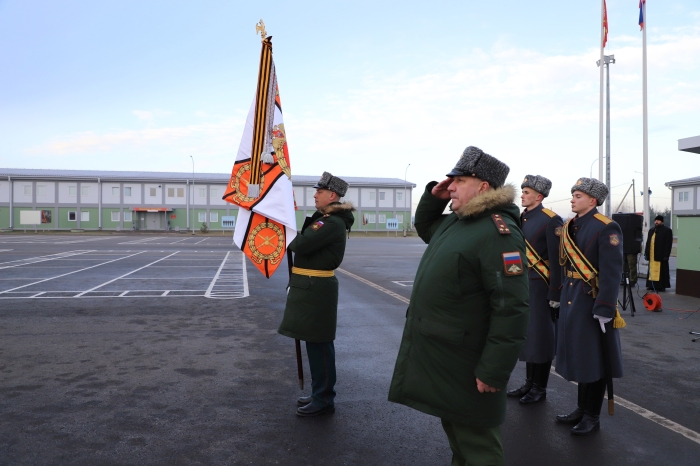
639 0 646 31
603 0 609 47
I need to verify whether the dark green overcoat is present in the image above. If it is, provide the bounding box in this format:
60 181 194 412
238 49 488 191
388 182 530 427
278 202 355 343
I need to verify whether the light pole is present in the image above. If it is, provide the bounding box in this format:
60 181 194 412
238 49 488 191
190 155 195 235
403 164 410 237
589 158 599 178
597 54 615 217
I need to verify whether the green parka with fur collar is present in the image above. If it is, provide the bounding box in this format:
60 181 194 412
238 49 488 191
278 202 355 343
388 182 529 427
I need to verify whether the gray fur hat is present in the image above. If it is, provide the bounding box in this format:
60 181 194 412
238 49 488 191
446 146 510 188
571 177 608 206
521 175 552 198
314 171 349 197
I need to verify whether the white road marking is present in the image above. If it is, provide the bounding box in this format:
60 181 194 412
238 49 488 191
194 238 208 244
391 280 414 287
0 250 95 270
74 251 180 296
0 251 146 294
340 267 700 448
204 251 248 299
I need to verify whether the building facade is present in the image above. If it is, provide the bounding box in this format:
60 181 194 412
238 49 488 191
0 169 415 232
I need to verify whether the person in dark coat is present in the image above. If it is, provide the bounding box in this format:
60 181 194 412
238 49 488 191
278 172 355 417
507 175 562 404
389 147 530 466
555 177 623 436
644 215 673 292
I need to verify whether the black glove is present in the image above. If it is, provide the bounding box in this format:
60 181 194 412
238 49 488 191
644 256 649 261
550 305 559 323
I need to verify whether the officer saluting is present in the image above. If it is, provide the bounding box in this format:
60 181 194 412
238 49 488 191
555 177 624 436
508 175 562 404
278 172 355 417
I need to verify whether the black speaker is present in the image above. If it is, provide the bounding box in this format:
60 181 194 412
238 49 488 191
612 213 643 254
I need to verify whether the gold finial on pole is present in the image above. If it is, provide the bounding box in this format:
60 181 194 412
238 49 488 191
255 19 267 41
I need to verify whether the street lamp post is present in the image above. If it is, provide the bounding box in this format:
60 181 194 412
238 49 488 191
190 155 195 235
597 54 615 217
403 164 410 237
589 158 599 178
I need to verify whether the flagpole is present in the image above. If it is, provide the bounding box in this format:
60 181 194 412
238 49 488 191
642 1 650 246
598 0 605 185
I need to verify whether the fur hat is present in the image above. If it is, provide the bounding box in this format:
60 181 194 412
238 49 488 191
521 175 552 198
654 215 664 222
571 177 608 206
446 146 510 188
314 171 349 197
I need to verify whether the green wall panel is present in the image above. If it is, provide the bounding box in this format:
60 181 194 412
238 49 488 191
677 217 700 272
0 208 9 229
79 208 99 229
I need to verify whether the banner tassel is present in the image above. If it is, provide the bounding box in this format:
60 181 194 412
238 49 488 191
248 184 260 198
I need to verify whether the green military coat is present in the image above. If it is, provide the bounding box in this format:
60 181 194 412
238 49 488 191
278 202 355 343
388 182 530 427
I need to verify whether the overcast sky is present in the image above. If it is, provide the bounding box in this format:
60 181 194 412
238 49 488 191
1 1 699 217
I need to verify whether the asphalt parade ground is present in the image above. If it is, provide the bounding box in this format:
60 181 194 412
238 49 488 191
1 233 699 465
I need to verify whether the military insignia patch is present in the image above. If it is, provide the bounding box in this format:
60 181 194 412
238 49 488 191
555 226 562 237
502 252 524 275
609 234 620 246
311 221 325 231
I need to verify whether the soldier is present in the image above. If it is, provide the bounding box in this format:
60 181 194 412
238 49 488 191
507 175 562 404
389 146 529 465
555 177 623 436
278 172 355 417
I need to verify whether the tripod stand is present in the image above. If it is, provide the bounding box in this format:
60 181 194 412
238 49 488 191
619 255 636 317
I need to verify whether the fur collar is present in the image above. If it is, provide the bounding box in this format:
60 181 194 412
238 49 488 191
320 201 356 215
455 183 516 218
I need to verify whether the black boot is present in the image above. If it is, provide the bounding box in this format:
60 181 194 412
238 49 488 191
557 382 587 424
571 379 606 436
519 361 551 404
507 362 533 397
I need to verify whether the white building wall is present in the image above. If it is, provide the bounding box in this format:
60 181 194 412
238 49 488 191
361 187 376 208
378 189 393 208
58 182 78 204
81 183 99 204
165 184 187 205
209 185 227 206
123 183 141 205
305 188 315 207
293 186 305 207
102 183 121 204
674 187 694 211
0 181 8 203
343 187 359 207
13 182 33 203
35 182 55 203
144 184 163 205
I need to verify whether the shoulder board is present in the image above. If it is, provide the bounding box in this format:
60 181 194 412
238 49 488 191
491 214 511 235
541 208 556 218
593 213 612 225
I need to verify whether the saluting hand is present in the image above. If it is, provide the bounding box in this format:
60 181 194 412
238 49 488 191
476 378 500 393
431 178 453 200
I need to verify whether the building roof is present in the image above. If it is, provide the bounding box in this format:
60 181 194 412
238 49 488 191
665 176 700 188
0 168 415 187
678 135 700 154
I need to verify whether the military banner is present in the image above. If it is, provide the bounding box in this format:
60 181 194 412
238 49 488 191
224 21 297 278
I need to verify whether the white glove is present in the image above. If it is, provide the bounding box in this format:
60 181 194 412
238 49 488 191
594 315 612 333
286 286 290 295
549 301 560 308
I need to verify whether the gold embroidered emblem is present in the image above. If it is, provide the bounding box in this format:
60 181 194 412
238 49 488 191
229 163 266 204
247 220 284 265
271 123 291 179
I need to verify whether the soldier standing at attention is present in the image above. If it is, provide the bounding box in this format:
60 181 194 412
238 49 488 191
389 146 530 466
556 177 624 436
278 172 355 417
507 175 562 404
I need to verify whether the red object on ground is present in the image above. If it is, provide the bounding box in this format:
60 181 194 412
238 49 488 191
643 293 663 311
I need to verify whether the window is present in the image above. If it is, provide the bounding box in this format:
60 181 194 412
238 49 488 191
307 190 315 206
82 186 90 197
68 211 77 221
69 186 77 196
210 212 219 223
81 211 89 222
124 211 133 222
199 188 206 198
210 188 218 198
168 188 175 197
150 187 157 197
124 187 131 197
679 191 689 202
397 192 403 201
111 211 120 222
24 185 32 195
177 188 184 198
112 187 119 197
379 192 386 201
37 185 45 196
397 214 404 223
369 191 376 201
379 214 386 223
198 212 206 222
363 213 376 224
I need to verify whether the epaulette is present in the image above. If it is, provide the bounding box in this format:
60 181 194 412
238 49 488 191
594 213 612 225
541 208 557 218
491 214 511 235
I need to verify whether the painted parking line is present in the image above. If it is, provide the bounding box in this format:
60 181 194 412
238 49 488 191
0 250 94 270
205 251 249 299
118 237 166 245
0 251 146 295
391 280 414 287
0 290 208 299
339 267 700 448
